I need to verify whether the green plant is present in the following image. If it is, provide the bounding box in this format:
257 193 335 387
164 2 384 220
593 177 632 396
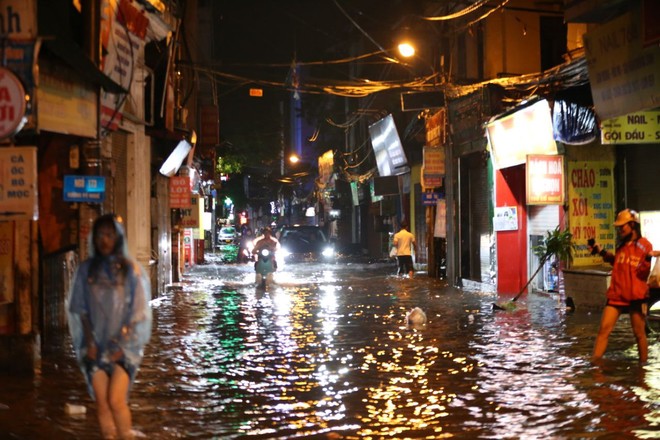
532 226 575 268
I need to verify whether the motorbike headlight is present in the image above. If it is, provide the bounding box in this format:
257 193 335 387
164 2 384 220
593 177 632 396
322 247 334 258
261 249 270 257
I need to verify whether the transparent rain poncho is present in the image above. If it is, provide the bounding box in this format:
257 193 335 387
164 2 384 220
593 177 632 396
67 216 152 399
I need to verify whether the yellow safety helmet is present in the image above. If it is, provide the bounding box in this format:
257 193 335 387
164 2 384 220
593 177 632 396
613 208 639 226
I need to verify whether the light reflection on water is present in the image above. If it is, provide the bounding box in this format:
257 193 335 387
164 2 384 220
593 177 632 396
2 261 660 439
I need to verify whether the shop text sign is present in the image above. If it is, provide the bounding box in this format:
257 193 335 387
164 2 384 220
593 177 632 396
0 146 37 220
63 175 106 203
169 176 191 208
601 110 660 144
526 155 564 205
180 195 201 228
568 161 615 266
584 8 660 120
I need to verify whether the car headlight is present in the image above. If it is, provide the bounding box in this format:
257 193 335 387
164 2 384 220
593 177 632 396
322 247 334 258
280 248 292 257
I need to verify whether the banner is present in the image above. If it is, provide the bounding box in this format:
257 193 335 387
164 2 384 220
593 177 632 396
568 161 615 266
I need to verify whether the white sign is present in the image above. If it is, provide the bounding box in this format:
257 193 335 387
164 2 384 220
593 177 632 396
493 206 518 231
0 146 38 220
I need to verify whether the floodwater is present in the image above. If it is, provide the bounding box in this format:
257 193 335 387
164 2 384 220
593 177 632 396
2 256 660 439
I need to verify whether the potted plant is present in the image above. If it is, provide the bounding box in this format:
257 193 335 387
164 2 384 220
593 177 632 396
494 226 575 311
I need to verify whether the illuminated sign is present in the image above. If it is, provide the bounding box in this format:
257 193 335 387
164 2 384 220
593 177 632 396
486 99 557 170
63 175 106 203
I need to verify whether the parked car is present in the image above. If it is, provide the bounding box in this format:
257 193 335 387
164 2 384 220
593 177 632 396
278 225 335 263
217 226 238 246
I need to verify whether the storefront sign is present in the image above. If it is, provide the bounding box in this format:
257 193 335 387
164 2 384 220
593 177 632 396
0 146 38 220
600 109 660 144
422 192 442 206
486 99 558 170
169 176 191 208
584 8 660 120
568 161 615 266
526 155 564 205
425 109 446 147
493 206 518 231
0 0 37 38
63 175 106 203
37 60 98 138
0 67 27 139
180 195 201 228
422 147 444 189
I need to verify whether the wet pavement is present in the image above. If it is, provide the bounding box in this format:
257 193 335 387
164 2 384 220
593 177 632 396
2 255 660 439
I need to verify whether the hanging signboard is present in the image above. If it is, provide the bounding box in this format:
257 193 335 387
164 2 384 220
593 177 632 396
0 146 38 220
0 67 28 139
425 109 446 147
169 176 191 208
422 148 444 189
180 195 201 228
526 155 564 205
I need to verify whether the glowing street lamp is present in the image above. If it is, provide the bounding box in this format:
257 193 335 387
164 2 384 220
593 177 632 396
397 42 416 58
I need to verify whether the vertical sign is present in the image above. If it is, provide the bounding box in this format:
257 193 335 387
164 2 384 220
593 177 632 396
526 155 564 205
0 146 38 220
568 161 615 266
180 195 201 228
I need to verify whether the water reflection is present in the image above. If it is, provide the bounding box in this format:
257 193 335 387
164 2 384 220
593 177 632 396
2 261 660 438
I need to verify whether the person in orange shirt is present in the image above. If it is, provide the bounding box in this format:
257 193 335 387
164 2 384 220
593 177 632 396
589 209 659 363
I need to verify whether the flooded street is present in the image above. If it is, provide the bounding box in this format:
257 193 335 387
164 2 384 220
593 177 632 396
3 257 660 439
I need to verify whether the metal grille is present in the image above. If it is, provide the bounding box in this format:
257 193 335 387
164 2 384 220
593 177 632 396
41 250 78 341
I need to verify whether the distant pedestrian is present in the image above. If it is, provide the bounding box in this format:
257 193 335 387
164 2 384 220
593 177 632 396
67 214 152 439
393 220 417 278
589 209 659 364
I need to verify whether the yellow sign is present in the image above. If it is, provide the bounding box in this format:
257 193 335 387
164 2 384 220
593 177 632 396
568 161 615 266
601 110 660 144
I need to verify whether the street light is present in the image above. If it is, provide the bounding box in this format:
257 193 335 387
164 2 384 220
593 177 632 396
397 42 415 58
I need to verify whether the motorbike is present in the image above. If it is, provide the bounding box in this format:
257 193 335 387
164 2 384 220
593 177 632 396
255 248 276 288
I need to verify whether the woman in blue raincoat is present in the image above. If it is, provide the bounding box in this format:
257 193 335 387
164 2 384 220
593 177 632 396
68 214 152 439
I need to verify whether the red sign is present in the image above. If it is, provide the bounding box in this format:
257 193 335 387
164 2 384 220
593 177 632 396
0 67 27 139
169 177 192 208
526 155 564 205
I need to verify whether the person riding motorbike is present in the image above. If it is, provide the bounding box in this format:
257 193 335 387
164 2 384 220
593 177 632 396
253 227 280 272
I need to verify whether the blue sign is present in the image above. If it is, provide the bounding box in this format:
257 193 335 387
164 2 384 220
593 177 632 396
422 192 444 206
63 175 106 203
